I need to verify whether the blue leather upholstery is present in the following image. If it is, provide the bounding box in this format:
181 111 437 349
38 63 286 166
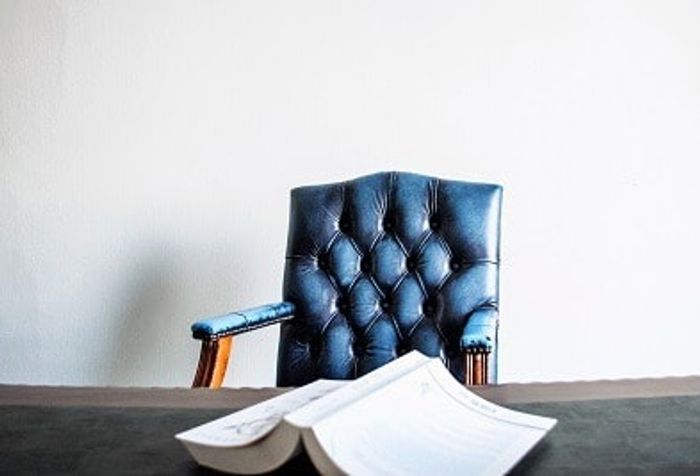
278 172 502 385
460 307 498 350
191 302 295 339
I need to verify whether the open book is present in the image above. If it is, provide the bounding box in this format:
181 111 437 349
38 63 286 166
176 352 556 475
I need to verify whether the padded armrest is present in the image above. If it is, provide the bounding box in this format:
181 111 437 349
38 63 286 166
191 301 295 340
460 307 498 352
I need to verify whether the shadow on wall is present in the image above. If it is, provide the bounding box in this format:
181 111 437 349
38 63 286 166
105 253 185 386
103 236 256 387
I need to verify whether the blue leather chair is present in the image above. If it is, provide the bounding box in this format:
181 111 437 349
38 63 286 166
191 172 502 388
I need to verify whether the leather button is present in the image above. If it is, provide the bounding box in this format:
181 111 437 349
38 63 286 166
337 297 349 313
353 340 363 356
450 259 461 271
380 300 391 311
317 255 328 270
307 341 317 358
360 257 372 273
429 216 440 230
339 218 351 233
406 257 417 271
423 299 436 315
383 217 394 232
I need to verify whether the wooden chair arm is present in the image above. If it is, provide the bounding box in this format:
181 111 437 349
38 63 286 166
194 338 492 388
192 336 233 389
190 302 295 389
464 349 491 386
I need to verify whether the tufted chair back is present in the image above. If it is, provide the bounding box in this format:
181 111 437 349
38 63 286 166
277 172 502 386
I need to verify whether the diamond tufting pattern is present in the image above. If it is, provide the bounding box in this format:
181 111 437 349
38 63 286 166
278 172 502 385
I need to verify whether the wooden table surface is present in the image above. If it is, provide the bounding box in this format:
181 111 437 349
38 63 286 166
3 377 700 474
2 375 700 408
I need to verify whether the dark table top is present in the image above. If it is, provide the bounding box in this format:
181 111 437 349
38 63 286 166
2 377 700 475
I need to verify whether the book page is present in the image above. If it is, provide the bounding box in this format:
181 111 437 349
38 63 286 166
285 351 431 429
306 359 557 475
175 379 346 448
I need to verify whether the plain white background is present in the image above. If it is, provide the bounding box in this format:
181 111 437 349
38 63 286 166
1 0 699 387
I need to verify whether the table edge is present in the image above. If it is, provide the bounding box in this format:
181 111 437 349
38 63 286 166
2 375 700 408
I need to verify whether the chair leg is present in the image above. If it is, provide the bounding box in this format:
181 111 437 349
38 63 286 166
465 349 490 386
192 336 233 389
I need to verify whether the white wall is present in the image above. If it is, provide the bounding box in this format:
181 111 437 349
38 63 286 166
2 0 699 387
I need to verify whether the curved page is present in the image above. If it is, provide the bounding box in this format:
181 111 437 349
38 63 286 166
285 351 431 428
304 360 557 476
